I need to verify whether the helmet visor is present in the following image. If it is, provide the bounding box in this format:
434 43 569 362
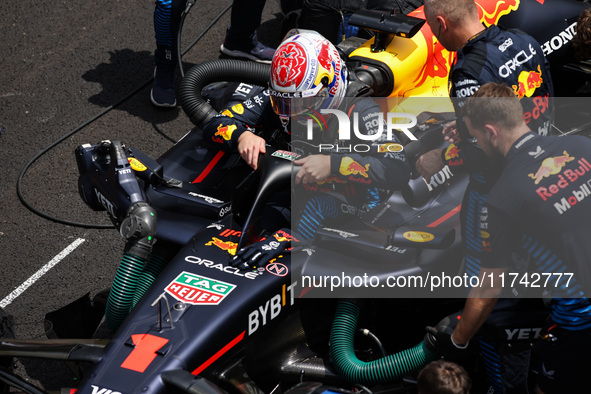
269 85 329 117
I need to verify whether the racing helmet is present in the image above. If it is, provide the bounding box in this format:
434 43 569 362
269 30 348 119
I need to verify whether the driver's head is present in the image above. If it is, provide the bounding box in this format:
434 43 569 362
269 30 348 122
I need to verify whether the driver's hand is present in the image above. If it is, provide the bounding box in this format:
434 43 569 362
294 155 331 185
230 228 296 270
442 121 460 144
238 130 266 170
416 148 445 180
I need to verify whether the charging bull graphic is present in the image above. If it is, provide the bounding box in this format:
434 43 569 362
512 65 544 98
206 237 238 255
528 151 575 184
214 124 237 141
339 157 370 178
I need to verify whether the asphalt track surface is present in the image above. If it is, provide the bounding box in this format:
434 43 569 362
1 0 283 390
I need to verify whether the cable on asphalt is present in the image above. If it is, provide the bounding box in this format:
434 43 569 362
16 2 233 229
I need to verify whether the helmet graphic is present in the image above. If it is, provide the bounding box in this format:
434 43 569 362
269 30 348 118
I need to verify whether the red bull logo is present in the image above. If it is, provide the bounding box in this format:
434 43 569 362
339 157 370 178
477 0 521 27
206 237 238 255
528 151 575 185
512 65 543 98
444 144 460 160
214 124 236 141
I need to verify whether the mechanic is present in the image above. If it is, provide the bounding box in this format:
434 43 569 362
415 1 554 392
297 0 423 45
202 30 410 247
572 7 591 62
417 360 471 394
429 82 591 394
151 0 275 107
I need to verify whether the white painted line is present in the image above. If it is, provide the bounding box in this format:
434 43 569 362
0 238 86 308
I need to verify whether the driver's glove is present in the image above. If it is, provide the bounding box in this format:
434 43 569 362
230 228 296 270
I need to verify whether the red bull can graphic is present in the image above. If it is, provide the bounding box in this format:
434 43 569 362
206 237 238 255
214 124 237 141
339 157 370 178
528 151 575 185
512 65 543 98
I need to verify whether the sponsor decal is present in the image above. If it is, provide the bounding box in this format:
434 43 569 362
185 256 260 280
378 143 403 153
165 272 236 305
95 188 117 217
528 151 575 185
512 65 543 98
248 283 297 335
445 145 459 160
231 103 244 115
385 245 406 254
499 37 513 52
91 386 122 394
219 206 231 218
221 109 233 117
271 150 301 161
477 0 520 27
188 192 224 204
403 231 435 243
214 124 236 141
206 237 238 255
266 262 289 277
541 21 577 57
339 157 370 178
498 44 536 78
444 144 463 167
317 176 347 185
322 227 358 238
220 228 242 237
426 166 454 192
505 327 542 340
553 180 591 214
128 157 147 172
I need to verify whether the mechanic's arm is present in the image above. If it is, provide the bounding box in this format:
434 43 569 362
453 202 514 345
451 267 505 346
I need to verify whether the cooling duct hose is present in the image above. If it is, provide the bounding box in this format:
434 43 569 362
329 300 436 385
179 59 271 127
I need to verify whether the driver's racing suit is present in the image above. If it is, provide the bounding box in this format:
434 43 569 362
202 85 411 240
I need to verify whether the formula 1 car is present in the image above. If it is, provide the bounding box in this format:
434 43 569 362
1 1 590 393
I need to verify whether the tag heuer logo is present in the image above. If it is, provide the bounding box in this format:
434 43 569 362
165 272 236 305
272 150 300 161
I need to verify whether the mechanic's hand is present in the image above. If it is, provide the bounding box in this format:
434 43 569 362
293 155 331 185
416 148 445 180
238 130 266 170
230 228 296 270
424 312 472 361
442 121 460 144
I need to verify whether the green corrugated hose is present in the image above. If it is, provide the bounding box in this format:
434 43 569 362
132 252 168 308
105 252 146 330
329 300 436 385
